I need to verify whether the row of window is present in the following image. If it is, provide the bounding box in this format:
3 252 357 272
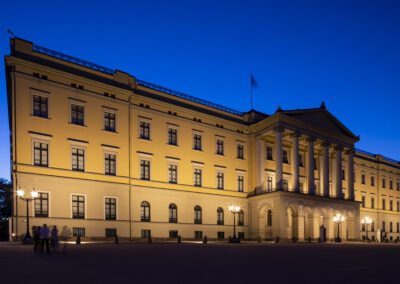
360 172 400 190
140 201 244 225
141 229 245 240
381 221 400 233
361 195 400 211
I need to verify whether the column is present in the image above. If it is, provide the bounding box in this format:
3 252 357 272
255 139 266 192
307 137 316 195
322 142 330 197
335 146 343 199
347 149 355 201
290 132 300 193
274 126 284 190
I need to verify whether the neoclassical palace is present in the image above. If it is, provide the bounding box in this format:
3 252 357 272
5 38 400 241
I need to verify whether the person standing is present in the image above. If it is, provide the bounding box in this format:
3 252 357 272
40 224 50 253
33 226 41 253
51 225 59 252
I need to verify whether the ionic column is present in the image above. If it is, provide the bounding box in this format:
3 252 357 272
274 126 284 190
290 132 300 192
307 137 316 195
335 146 343 199
347 149 355 201
321 142 330 197
256 139 266 191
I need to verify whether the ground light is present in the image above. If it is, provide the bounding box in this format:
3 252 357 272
16 188 38 244
333 213 345 242
229 205 241 243
361 216 373 241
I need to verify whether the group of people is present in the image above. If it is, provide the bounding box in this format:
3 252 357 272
32 224 59 253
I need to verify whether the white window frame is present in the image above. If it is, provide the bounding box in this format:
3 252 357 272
30 89 50 118
69 98 86 126
70 193 87 219
104 196 118 220
102 107 118 132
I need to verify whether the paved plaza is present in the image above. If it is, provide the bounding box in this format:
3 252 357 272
0 241 399 283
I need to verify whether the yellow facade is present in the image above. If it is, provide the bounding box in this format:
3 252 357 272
5 38 400 241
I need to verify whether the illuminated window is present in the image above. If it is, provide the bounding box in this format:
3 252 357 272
105 153 116 175
105 197 116 220
168 164 178 184
267 176 273 192
72 195 85 219
169 203 177 223
72 148 85 171
33 142 48 167
217 207 224 225
34 192 48 217
141 201 150 222
237 175 244 192
194 168 202 187
194 206 202 224
72 228 85 237
104 111 116 132
217 172 224 189
33 95 48 118
139 121 150 140
238 210 244 226
71 104 84 126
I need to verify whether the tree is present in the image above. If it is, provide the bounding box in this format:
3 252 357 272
0 179 12 241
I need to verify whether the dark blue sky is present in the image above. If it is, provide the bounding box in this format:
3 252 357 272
1 0 399 179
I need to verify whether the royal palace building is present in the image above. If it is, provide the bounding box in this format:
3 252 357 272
5 38 400 241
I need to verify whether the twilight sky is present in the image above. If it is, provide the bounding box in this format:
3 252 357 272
0 0 399 179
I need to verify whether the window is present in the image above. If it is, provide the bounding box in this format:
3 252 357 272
193 134 202 150
169 230 178 238
139 121 150 140
169 203 178 223
168 128 177 145
382 199 386 210
105 228 117 237
217 172 224 189
267 209 272 227
71 104 84 125
105 153 116 175
371 197 375 209
283 179 288 191
72 195 85 219
299 154 303 167
283 150 289 164
397 223 400 233
390 200 393 211
194 206 202 224
194 231 203 239
33 95 48 118
72 228 85 237
342 169 346 181
397 181 400 191
33 142 48 167
390 222 393 233
141 229 151 238
266 146 273 160
34 192 48 217
237 175 244 192
141 201 150 222
238 232 245 240
382 221 386 232
361 173 366 185
314 157 317 170
140 160 150 180
361 195 366 207
397 200 400 212
390 180 393 190
238 210 244 226
371 176 375 186
237 144 244 159
194 168 202 187
105 197 116 220
361 223 365 231
267 176 273 192
217 232 225 239
217 207 224 225
104 111 116 132
72 148 85 171
168 164 178 184
382 178 386 188
216 139 224 155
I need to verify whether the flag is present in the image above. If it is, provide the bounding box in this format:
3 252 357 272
251 73 258 88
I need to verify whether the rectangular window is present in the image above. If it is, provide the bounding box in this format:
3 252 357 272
390 180 393 190
141 229 151 238
216 139 224 155
217 172 224 189
105 153 116 175
104 111 116 132
299 153 303 167
390 200 393 211
140 160 150 180
193 134 202 150
237 175 244 192
283 150 289 164
168 128 178 145
371 176 375 186
266 146 273 160
105 197 116 220
314 157 318 170
72 228 85 237
267 176 273 192
390 222 393 233
217 232 225 239
382 199 386 210
72 195 85 219
72 148 85 171
382 221 386 232
382 178 386 188
361 173 365 185
194 231 203 239
283 179 288 191
238 232 245 240
168 164 178 184
33 142 48 167
397 223 400 233
139 121 150 140
34 192 48 217
397 181 400 191
342 169 346 181
194 168 202 187
33 95 48 118
105 228 117 237
237 144 244 159
397 200 400 212
371 197 375 209
169 230 178 238
71 104 84 125
361 195 366 207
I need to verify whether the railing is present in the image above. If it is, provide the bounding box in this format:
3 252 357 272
136 79 244 116
356 148 399 164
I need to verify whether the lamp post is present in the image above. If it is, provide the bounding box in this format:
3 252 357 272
229 205 241 242
333 213 345 242
361 216 373 241
16 188 38 244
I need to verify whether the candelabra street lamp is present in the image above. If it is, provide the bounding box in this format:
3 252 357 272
17 188 38 244
333 213 345 242
361 216 373 241
229 205 241 243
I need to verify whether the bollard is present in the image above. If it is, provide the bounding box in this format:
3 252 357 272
177 235 181 244
76 235 81 245
203 235 208 244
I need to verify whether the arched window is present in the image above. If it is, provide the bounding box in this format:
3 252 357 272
194 205 202 224
169 203 177 223
267 209 272 227
217 207 224 225
141 201 150 222
238 210 244 226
